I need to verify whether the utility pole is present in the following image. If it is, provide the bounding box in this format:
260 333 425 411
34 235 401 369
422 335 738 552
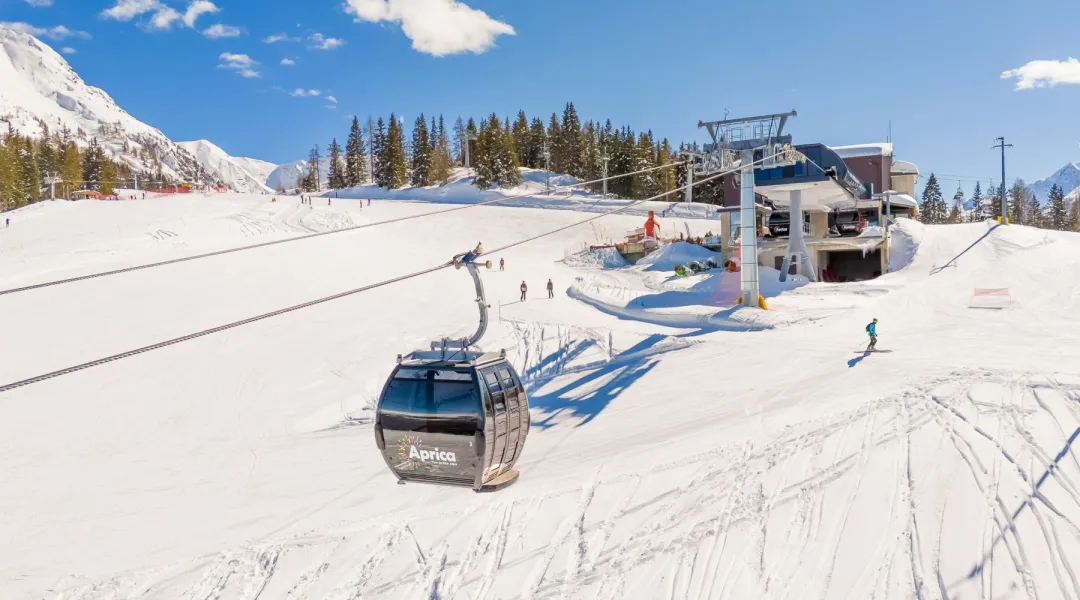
993 137 1012 223
601 155 610 197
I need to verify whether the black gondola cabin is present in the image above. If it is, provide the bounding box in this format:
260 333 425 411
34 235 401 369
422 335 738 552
374 349 530 492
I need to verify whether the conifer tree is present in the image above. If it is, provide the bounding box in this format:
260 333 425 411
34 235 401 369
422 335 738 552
0 136 16 208
327 138 346 189
82 138 104 189
1048 184 1068 230
61 141 81 193
1068 198 1080 232
307 145 322 192
919 173 946 224
512 111 530 168
451 117 466 165
345 116 367 187
527 117 546 169
968 182 983 223
557 102 583 177
410 114 431 187
658 138 676 198
474 114 519 189
383 113 408 189
1008 180 1028 225
99 159 115 196
371 118 388 187
430 115 453 186
546 113 561 173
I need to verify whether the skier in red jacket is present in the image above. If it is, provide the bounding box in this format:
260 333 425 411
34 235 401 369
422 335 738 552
520 281 527 301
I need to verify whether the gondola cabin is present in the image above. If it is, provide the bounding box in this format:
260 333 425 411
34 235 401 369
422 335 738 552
374 348 530 493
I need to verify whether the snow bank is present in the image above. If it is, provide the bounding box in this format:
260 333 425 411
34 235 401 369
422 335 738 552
636 241 722 272
561 247 629 270
888 218 923 271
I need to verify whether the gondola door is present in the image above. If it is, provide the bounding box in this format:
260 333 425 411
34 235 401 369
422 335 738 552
498 367 523 466
481 369 508 477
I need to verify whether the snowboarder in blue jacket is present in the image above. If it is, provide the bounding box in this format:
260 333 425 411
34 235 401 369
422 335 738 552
866 318 878 351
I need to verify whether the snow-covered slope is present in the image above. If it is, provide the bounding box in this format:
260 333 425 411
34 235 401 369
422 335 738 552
230 156 277 187
0 25 207 182
1028 161 1080 200
176 140 275 194
2 192 1080 599
266 157 336 192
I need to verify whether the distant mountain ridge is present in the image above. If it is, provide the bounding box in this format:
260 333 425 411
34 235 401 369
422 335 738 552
1027 162 1080 201
0 25 280 192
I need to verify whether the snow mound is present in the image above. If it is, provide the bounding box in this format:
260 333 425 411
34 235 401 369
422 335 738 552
561 247 629 270
887 218 923 272
636 241 722 272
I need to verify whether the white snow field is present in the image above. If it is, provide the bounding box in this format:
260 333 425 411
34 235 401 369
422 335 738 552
2 194 1080 600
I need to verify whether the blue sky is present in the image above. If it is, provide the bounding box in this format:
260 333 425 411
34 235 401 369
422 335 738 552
4 0 1080 195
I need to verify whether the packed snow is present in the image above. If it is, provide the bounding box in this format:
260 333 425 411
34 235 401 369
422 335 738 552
2 192 1080 600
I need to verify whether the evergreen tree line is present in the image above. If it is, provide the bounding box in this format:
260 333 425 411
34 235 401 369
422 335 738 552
0 126 170 210
922 172 1080 231
302 102 684 201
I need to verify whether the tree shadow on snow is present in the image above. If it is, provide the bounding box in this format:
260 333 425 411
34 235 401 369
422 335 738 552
528 334 675 429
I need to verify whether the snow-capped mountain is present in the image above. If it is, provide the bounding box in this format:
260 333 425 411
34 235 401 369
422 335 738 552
0 25 204 183
176 140 275 194
1027 162 1080 201
266 157 335 192
230 156 278 188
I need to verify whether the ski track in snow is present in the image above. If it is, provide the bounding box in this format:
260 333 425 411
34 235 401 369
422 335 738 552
3 200 1080 600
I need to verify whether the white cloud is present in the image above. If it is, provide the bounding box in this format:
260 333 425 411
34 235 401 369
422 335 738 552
25 0 54 7
280 58 296 65
343 0 514 56
1 22 91 41
61 46 76 54
327 104 338 109
183 0 219 27
291 88 322 97
218 52 260 78
264 32 299 43
101 0 160 21
149 5 182 29
327 95 338 104
1001 58 1080 90
309 32 345 50
203 23 240 38
102 0 215 31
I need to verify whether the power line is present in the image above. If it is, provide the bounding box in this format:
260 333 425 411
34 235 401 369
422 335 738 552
0 159 756 393
0 162 683 297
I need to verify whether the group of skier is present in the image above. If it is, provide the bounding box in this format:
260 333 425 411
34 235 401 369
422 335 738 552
460 242 555 302
518 279 554 301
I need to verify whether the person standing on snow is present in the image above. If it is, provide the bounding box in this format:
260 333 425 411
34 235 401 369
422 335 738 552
499 257 505 271
547 279 554 299
520 281 528 302
866 318 878 351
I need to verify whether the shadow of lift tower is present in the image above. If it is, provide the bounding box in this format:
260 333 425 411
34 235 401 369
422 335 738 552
696 111 802 308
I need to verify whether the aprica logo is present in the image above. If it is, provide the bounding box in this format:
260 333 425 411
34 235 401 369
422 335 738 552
396 435 457 470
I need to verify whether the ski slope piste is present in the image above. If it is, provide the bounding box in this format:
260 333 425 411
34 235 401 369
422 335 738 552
1 191 1080 600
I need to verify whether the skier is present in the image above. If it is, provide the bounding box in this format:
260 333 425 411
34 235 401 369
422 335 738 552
520 281 528 302
865 318 878 352
5 217 9 227
499 258 505 271
547 279 554 299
